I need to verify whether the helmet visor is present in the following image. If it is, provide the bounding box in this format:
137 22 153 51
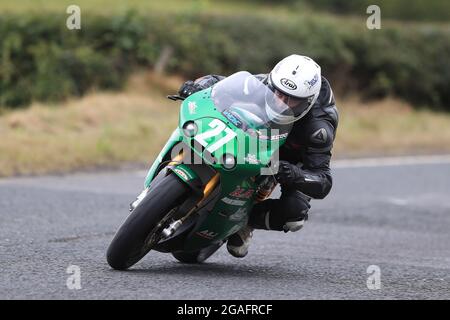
275 87 314 117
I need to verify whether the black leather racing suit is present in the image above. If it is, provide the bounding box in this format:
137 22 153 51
191 74 339 231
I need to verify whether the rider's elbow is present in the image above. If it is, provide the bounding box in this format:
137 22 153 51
301 175 332 200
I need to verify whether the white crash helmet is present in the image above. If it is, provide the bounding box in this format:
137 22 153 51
265 54 322 125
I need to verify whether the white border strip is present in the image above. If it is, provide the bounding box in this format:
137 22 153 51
332 154 450 168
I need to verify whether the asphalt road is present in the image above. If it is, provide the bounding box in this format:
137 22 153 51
0 157 449 300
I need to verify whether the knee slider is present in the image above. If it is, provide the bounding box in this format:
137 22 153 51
283 220 305 232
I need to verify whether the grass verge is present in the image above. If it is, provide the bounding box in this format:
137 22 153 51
0 73 180 176
335 98 450 157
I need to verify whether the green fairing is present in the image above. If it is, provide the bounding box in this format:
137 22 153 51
143 73 288 252
144 128 182 188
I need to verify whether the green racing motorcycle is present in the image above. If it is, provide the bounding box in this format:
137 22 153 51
106 71 294 270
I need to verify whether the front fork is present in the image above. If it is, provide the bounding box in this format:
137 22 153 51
159 172 220 239
130 151 221 240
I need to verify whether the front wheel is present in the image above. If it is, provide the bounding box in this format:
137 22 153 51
106 173 189 270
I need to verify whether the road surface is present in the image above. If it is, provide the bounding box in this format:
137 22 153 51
0 156 449 299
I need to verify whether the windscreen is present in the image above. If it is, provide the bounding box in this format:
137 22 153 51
211 71 294 140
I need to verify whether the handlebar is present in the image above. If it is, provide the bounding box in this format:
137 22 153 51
167 95 185 101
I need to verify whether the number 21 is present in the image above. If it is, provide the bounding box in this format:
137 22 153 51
194 119 237 153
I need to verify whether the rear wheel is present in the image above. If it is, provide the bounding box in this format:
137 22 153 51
107 173 190 270
172 241 224 264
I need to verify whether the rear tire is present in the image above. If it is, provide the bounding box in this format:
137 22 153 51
107 173 189 270
172 242 224 264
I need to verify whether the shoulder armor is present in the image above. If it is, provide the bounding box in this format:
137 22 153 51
310 76 339 130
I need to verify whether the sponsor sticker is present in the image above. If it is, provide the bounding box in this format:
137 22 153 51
280 78 297 90
222 110 243 127
304 74 319 90
196 230 219 240
258 132 289 140
188 102 197 114
173 168 190 181
244 154 260 165
229 186 255 199
221 197 246 206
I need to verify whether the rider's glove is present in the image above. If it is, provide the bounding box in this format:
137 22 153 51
275 160 304 187
178 80 203 98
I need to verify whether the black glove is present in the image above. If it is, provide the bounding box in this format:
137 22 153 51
178 80 203 98
275 160 304 186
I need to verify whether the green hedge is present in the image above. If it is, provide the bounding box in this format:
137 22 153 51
248 0 450 22
310 0 450 22
1 11 449 109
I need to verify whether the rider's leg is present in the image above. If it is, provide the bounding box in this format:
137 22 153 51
227 188 311 258
249 188 311 232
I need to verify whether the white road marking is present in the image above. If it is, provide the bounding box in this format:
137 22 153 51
332 154 450 169
3 155 449 184
135 170 148 177
135 155 450 177
387 198 409 206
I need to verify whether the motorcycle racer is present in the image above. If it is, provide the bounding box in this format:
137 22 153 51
178 55 339 258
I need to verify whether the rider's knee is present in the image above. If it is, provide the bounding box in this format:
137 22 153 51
249 191 311 232
279 190 311 232
282 189 310 215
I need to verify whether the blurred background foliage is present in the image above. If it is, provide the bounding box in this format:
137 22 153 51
0 0 449 109
261 0 450 22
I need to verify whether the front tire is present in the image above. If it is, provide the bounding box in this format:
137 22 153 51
107 173 189 270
